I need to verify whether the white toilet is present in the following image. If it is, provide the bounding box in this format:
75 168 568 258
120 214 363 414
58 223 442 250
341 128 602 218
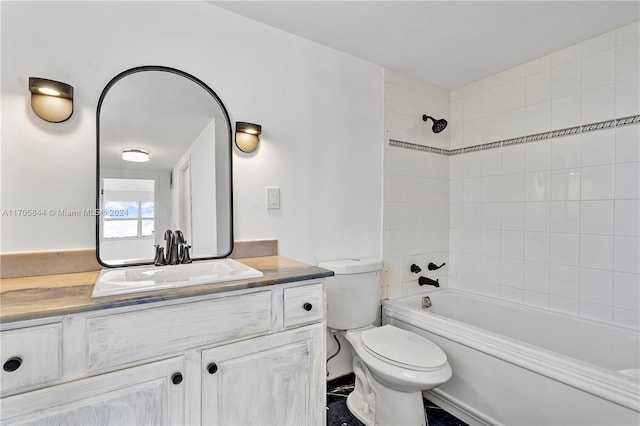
320 258 452 426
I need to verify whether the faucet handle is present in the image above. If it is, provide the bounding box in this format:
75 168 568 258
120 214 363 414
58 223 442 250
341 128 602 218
180 244 192 264
427 262 446 271
153 245 166 266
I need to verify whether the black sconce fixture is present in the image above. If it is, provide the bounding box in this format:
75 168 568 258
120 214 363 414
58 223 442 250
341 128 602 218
28 77 74 123
235 121 262 153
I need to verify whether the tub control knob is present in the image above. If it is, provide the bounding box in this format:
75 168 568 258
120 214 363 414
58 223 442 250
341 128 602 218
303 303 313 311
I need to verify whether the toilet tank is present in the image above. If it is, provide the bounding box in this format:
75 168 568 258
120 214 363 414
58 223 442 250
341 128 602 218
318 258 383 330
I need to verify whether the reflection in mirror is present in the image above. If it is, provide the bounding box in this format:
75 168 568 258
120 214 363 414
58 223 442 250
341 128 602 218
97 66 233 267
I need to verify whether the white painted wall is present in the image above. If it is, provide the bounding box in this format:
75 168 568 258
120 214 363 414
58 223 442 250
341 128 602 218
0 1 384 266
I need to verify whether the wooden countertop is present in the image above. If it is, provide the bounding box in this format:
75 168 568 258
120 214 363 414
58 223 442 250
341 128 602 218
0 256 333 324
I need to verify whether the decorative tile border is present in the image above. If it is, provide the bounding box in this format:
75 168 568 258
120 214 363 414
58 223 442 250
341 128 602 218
389 114 640 155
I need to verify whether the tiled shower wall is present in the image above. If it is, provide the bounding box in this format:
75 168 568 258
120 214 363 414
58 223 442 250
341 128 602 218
383 70 450 299
448 21 640 328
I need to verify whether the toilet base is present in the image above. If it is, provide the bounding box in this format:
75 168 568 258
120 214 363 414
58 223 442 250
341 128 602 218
347 357 426 426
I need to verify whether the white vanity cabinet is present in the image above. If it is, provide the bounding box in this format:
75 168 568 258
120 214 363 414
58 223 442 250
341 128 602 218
0 280 326 425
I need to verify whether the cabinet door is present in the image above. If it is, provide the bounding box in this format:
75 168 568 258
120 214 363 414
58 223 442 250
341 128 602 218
202 325 325 426
0 357 186 425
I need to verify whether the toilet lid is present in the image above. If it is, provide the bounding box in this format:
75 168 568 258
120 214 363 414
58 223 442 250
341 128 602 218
361 325 447 371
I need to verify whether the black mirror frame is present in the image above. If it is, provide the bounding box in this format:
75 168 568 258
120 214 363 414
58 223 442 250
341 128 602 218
95 65 234 267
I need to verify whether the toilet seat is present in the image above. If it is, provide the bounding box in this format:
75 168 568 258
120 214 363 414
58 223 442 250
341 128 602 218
360 325 448 372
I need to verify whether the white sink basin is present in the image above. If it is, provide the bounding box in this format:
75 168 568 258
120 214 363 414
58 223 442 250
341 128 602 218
92 258 263 298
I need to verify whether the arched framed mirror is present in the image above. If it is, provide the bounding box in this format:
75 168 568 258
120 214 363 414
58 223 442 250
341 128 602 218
96 66 233 267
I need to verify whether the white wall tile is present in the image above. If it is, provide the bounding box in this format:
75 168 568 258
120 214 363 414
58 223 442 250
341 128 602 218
502 230 524 259
482 73 503 90
580 234 614 270
463 177 483 203
502 173 525 202
450 98 464 123
581 128 615 166
614 162 640 199
618 77 640 116
552 59 582 98
463 228 482 254
616 40 640 82
526 70 552 106
482 114 502 143
482 86 502 117
580 268 613 304
502 144 525 174
481 229 502 257
550 264 580 298
463 151 483 177
524 231 550 262
614 199 640 236
481 203 502 230
614 236 640 274
580 200 614 235
501 258 524 287
524 261 550 293
482 175 502 202
582 84 616 123
463 203 482 229
525 139 552 171
464 92 483 121
525 101 552 134
551 94 582 129
482 148 502 176
615 125 640 164
551 134 581 169
582 49 616 90
550 233 580 266
502 202 525 231
502 108 526 139
524 290 550 308
525 171 551 201
551 168 581 201
613 271 640 311
581 164 614 200
463 119 482 146
525 202 550 232
550 201 580 233
502 79 526 112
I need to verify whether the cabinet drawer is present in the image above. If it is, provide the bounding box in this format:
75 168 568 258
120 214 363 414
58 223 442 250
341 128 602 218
283 283 324 328
85 290 273 372
0 323 62 395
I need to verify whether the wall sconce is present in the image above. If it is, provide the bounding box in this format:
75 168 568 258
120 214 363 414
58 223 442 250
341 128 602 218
235 122 262 153
28 77 74 123
122 148 150 162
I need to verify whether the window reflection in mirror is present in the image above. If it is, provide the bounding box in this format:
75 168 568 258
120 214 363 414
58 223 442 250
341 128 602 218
97 66 233 267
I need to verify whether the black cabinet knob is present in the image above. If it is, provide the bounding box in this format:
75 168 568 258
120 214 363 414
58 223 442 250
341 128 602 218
303 303 312 311
3 357 22 372
207 363 218 375
171 372 183 385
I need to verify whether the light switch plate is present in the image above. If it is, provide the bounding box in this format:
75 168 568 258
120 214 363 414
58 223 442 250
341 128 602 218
267 187 280 209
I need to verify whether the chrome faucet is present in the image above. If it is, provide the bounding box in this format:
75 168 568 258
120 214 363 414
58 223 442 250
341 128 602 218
162 229 190 265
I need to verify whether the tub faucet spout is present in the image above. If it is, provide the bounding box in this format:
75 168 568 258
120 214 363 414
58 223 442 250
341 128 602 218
418 276 439 287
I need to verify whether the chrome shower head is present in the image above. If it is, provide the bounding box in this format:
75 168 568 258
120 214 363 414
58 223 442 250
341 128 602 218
422 114 448 133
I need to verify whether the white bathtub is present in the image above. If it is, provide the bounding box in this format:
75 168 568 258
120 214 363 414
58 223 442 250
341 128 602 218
382 289 640 426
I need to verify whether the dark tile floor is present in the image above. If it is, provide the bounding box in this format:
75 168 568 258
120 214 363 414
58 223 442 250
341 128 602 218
327 374 468 426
